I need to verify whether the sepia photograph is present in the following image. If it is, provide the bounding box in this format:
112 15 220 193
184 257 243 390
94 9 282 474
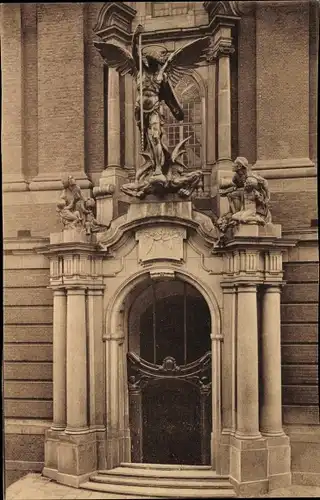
2 1 319 498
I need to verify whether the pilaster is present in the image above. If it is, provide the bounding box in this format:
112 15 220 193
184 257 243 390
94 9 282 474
1 4 28 192
93 2 136 224
207 21 236 216
218 222 294 495
39 228 106 486
29 3 91 191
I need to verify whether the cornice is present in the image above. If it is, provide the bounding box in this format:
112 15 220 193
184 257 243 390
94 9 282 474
93 1 240 45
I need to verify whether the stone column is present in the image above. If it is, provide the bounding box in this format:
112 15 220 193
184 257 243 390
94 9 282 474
211 27 235 216
87 288 105 429
207 62 216 167
129 387 143 463
106 337 120 467
107 67 121 168
236 284 261 439
260 285 284 436
65 287 88 433
124 73 136 174
211 333 223 470
51 289 67 430
95 67 127 224
217 49 233 169
219 283 236 475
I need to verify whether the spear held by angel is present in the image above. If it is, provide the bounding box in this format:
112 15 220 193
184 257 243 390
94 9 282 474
94 25 211 198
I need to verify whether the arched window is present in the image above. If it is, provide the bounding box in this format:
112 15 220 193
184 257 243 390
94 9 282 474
163 74 203 170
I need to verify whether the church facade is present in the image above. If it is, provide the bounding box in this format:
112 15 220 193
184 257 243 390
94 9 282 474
2 1 319 497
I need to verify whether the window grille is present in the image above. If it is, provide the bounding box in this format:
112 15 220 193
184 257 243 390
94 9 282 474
162 74 203 170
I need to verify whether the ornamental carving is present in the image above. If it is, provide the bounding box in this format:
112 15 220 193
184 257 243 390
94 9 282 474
136 226 186 263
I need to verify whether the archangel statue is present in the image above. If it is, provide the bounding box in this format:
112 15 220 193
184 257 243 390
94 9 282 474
94 25 211 199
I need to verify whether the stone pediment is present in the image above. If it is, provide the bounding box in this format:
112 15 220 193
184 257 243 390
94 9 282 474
96 201 219 253
94 2 137 43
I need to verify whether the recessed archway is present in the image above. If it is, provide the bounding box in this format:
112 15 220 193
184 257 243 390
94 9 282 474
127 278 212 465
104 268 222 470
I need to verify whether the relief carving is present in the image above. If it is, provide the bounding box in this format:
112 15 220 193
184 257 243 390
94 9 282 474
136 227 186 263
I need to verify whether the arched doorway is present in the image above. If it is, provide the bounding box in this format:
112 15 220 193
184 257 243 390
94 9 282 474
127 279 212 465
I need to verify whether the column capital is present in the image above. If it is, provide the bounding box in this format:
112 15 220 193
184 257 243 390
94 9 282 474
262 283 283 293
236 283 258 292
87 287 105 296
207 42 235 63
211 333 224 341
51 287 66 295
66 286 87 294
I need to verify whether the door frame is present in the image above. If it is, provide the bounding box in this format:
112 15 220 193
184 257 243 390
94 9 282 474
127 351 212 464
104 268 222 470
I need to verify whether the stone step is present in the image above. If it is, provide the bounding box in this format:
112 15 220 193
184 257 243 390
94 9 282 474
120 462 212 470
92 473 233 489
81 481 236 498
99 466 228 480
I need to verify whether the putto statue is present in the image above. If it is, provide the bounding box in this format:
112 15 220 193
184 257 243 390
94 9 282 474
57 175 107 235
94 25 211 198
217 157 271 237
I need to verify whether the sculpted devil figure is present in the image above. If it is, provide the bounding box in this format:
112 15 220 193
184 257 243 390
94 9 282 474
94 25 210 198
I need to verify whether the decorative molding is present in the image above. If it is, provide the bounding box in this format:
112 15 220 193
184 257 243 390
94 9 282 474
93 2 137 43
97 202 219 253
136 226 186 264
127 351 212 390
149 268 176 280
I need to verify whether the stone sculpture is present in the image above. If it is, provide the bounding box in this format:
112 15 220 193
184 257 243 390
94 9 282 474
57 175 107 235
94 24 210 199
216 157 271 239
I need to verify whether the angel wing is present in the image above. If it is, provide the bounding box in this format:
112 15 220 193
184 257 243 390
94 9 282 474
94 41 138 77
161 37 211 87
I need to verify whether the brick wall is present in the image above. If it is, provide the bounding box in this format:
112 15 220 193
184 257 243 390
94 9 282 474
4 239 52 487
281 258 319 424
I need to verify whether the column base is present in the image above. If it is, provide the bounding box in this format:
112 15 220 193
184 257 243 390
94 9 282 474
230 477 269 497
43 429 106 485
106 431 131 470
42 467 94 488
229 435 268 495
218 431 234 475
265 434 291 490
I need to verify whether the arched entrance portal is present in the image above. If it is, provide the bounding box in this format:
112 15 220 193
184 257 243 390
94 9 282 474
127 279 212 465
